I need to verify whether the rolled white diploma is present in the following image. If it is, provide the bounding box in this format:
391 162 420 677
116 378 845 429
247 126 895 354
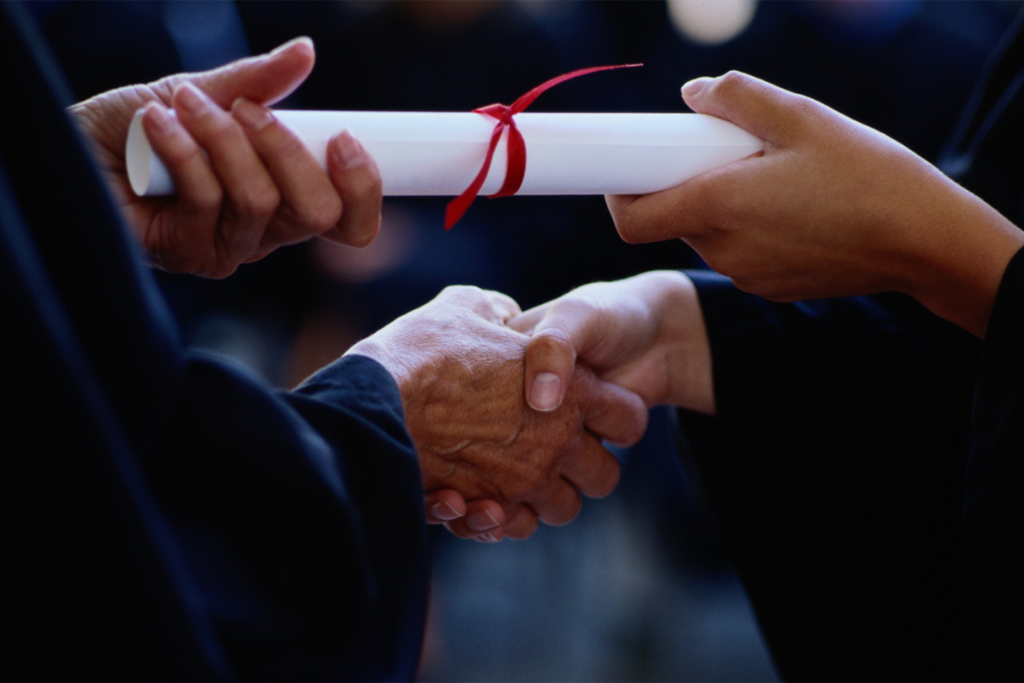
126 110 763 198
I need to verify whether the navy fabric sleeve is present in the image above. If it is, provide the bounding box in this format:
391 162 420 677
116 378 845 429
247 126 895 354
676 272 980 681
962 246 1024 680
147 353 428 681
0 2 428 679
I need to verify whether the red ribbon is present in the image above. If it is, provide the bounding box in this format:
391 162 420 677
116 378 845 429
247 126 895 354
444 63 642 230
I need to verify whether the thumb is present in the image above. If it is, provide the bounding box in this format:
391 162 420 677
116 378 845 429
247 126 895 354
157 36 316 110
681 71 803 145
511 304 603 414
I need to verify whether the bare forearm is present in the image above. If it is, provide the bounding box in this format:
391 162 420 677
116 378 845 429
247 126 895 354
898 180 1024 338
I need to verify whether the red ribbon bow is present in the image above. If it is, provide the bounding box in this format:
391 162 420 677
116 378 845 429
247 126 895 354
444 63 642 230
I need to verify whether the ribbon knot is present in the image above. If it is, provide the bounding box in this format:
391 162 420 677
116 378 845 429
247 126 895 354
444 63 641 230
478 103 514 126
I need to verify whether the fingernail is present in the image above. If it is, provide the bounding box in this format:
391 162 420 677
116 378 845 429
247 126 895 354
682 77 712 99
330 130 363 169
528 372 561 412
271 36 313 56
467 508 500 532
477 532 500 543
143 101 175 136
175 82 208 115
429 500 461 521
232 97 275 132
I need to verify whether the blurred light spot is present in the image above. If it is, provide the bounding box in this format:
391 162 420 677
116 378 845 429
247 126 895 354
667 0 758 46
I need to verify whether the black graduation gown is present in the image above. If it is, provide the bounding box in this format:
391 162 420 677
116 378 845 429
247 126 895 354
0 3 429 680
678 10 1024 682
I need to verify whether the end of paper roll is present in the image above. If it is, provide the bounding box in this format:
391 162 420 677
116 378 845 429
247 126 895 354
126 109 174 197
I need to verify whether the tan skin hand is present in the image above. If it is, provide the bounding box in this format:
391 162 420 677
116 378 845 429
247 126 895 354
347 286 648 542
69 37 382 278
511 271 715 417
607 71 1024 338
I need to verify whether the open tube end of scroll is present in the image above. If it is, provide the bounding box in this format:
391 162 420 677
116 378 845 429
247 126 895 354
126 109 174 197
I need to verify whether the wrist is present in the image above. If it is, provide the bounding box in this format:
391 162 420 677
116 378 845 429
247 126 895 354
643 270 716 414
898 182 1024 338
345 337 412 390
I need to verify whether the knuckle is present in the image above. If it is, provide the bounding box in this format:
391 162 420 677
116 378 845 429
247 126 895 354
614 210 644 244
609 406 647 449
168 253 206 277
439 284 484 306
271 129 309 160
715 70 751 98
234 186 280 219
530 331 575 361
161 142 204 171
515 462 551 499
506 515 539 540
541 296 597 334
205 260 238 280
548 496 582 527
188 183 224 216
341 211 382 248
624 416 647 446
592 460 622 499
299 195 343 234
187 109 237 142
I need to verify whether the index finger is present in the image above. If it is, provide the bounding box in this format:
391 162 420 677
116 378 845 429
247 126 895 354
574 366 648 448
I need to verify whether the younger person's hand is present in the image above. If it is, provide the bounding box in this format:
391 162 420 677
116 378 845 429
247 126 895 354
607 72 1024 337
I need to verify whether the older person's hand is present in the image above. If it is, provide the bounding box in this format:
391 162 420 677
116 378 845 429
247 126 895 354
70 37 381 278
606 71 1024 338
347 286 649 542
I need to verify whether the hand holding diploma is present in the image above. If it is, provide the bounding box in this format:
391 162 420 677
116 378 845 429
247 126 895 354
70 37 383 278
125 85 764 230
606 71 1024 338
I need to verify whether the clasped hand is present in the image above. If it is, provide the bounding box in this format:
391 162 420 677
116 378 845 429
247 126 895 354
347 286 649 542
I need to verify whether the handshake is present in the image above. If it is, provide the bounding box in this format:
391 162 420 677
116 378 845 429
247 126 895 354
339 283 650 543
335 267 712 543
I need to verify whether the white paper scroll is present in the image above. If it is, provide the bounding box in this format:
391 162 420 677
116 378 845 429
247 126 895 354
126 110 763 198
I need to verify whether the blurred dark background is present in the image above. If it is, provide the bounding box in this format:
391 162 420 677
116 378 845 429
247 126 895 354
32 1 1022 679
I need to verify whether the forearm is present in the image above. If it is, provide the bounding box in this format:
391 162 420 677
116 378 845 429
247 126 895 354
897 177 1024 338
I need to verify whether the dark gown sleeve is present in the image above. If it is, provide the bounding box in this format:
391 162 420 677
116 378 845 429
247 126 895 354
0 2 427 680
677 9 1024 680
676 273 981 681
962 245 1024 680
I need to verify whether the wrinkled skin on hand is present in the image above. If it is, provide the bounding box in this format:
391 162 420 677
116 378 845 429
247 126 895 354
70 37 381 278
347 286 648 541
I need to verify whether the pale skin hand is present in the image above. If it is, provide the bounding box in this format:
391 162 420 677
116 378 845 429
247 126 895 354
69 37 382 278
510 271 714 417
347 286 649 542
606 71 1024 338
